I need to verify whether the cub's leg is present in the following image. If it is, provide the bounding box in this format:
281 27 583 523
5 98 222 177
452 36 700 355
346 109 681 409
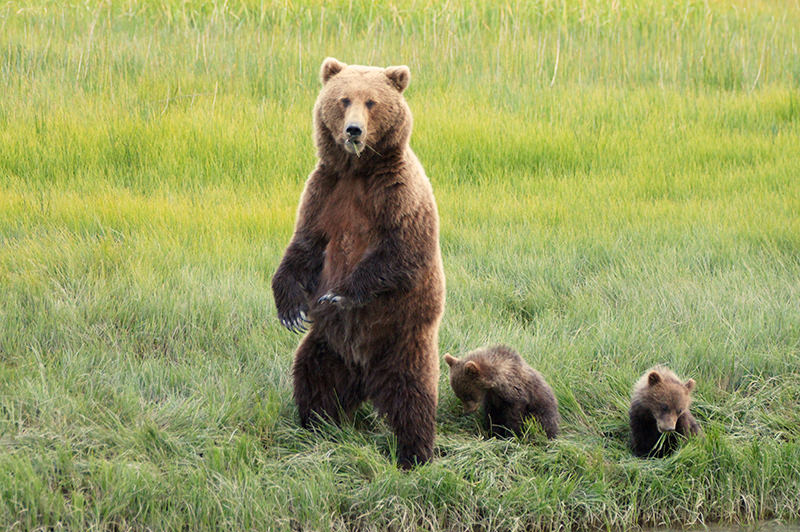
676 411 701 437
484 395 518 438
530 400 560 440
629 405 661 457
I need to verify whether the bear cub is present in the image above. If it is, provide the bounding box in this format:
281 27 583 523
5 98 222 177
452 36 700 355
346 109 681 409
444 345 560 439
629 366 702 457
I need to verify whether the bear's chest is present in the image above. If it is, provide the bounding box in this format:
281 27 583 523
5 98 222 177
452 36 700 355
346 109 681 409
317 178 375 282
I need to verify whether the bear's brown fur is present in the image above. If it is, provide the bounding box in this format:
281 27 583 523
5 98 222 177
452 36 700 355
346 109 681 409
444 345 560 439
629 366 702 457
271 58 445 468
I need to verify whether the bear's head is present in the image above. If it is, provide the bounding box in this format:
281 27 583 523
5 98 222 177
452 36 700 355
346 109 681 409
444 353 489 414
313 57 412 161
637 367 696 433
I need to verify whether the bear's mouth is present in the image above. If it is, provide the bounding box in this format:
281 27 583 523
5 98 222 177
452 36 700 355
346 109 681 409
343 138 364 156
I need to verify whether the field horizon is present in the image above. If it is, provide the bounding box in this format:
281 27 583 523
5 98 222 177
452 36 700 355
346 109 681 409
2 1 800 531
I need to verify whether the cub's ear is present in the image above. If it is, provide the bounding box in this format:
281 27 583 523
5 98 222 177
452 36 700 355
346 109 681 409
444 353 458 367
464 360 481 378
384 65 410 92
647 371 661 386
320 57 346 84
684 378 696 392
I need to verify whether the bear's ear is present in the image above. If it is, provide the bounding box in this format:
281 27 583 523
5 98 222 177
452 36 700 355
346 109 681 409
384 65 410 93
647 371 661 386
684 378 695 392
444 353 458 367
320 57 346 84
464 360 481 378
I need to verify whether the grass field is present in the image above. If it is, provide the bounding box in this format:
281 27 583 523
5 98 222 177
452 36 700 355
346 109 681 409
1 0 800 530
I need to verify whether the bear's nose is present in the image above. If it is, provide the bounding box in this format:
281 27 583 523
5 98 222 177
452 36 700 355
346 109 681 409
345 123 362 137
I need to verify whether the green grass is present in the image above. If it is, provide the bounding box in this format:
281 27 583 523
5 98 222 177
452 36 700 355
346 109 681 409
1 0 800 530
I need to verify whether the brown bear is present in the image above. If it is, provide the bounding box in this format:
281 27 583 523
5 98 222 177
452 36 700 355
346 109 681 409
629 366 702 457
271 58 445 468
444 345 560 439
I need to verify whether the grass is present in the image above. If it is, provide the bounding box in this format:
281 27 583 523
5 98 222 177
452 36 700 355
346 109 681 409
1 0 799 530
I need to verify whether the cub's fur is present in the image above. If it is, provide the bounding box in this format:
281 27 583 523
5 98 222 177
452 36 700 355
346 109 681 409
444 345 560 439
629 366 702 457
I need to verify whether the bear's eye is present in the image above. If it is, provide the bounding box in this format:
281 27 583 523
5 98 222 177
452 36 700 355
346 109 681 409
365 99 376 109
341 98 351 107
661 405 669 413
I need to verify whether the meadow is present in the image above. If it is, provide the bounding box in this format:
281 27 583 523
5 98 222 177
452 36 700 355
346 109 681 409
1 0 800 530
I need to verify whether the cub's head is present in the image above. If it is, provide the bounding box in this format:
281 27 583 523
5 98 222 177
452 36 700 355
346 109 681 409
636 367 696 433
444 353 489 414
314 57 412 158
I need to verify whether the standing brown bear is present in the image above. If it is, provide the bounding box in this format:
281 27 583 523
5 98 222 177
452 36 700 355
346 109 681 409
271 58 445 468
629 366 702 457
444 345 560 439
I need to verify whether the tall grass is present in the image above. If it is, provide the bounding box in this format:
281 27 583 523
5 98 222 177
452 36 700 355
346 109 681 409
1 1 799 530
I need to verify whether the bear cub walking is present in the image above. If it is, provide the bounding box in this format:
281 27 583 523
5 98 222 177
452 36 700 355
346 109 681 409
629 366 702 457
444 345 560 439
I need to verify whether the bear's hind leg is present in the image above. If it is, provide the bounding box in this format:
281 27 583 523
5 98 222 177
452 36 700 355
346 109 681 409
532 404 561 440
370 369 437 469
292 335 364 428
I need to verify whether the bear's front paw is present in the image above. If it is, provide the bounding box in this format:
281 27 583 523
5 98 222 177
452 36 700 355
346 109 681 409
317 291 350 309
279 308 312 334
274 280 312 334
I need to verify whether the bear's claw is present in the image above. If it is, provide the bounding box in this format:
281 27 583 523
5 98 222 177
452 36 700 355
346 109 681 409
317 292 344 306
280 309 312 334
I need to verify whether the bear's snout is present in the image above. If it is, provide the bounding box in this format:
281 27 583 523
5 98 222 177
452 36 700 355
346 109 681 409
345 123 363 138
342 120 366 155
656 416 677 433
